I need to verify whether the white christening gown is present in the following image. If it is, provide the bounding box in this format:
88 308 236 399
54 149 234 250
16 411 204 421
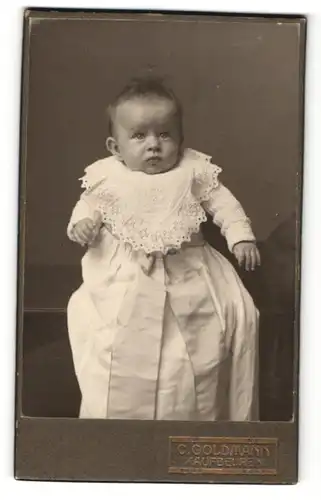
67 149 259 421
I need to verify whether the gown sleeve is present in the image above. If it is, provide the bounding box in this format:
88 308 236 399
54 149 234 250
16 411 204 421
66 159 109 241
66 198 96 241
193 158 256 252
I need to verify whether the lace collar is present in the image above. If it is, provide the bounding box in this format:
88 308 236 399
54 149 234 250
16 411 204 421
80 149 221 254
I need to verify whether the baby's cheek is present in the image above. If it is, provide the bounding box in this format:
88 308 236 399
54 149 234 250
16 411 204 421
126 146 143 164
165 142 179 159
132 142 145 157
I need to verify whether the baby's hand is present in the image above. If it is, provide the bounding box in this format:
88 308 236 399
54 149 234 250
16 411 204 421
71 211 102 246
233 241 261 271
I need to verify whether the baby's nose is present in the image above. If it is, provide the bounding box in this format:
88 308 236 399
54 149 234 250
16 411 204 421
146 135 160 150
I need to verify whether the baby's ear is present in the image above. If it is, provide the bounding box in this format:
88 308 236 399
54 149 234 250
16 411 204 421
106 137 121 158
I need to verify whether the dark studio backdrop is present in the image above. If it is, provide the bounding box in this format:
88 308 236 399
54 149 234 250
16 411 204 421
21 14 302 420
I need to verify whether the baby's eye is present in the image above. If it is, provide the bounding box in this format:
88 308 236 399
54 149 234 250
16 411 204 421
132 132 145 140
159 132 170 139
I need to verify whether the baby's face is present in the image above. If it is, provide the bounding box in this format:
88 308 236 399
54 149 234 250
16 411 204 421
111 96 182 174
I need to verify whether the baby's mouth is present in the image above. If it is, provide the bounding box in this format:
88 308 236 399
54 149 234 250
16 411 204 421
146 156 162 163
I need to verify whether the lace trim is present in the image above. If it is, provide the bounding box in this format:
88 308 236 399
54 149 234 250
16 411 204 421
97 197 208 255
193 162 222 203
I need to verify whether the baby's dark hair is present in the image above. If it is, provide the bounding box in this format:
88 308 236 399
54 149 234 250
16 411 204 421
107 77 183 137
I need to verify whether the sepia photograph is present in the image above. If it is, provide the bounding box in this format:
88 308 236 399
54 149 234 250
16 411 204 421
15 9 305 483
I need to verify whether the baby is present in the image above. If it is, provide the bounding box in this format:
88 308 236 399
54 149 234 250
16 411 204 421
67 77 260 421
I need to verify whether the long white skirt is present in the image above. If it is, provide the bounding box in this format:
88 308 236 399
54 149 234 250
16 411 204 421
67 229 259 421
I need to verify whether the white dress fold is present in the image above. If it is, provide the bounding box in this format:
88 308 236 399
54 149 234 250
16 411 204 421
67 149 259 421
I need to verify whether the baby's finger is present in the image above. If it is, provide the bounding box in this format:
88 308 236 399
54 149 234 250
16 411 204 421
82 222 96 237
250 248 257 271
240 254 246 267
83 220 95 232
245 250 252 271
72 229 87 246
235 250 242 266
77 227 92 244
83 226 95 240
256 248 261 266
75 228 87 242
92 210 103 226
